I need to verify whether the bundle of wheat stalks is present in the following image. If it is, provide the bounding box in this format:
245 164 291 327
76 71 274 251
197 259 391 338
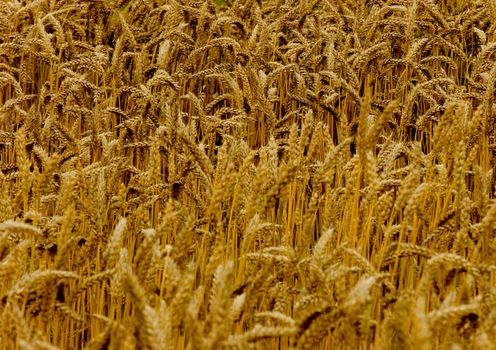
0 0 495 348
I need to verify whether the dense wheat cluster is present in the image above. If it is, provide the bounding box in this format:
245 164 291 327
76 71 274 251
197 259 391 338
1 0 496 348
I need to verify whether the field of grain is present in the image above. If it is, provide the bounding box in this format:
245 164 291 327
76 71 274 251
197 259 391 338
0 0 496 349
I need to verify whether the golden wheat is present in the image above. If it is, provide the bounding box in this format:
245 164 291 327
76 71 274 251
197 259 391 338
1 0 496 349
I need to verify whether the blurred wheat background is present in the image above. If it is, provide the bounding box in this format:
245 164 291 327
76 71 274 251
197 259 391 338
0 0 496 349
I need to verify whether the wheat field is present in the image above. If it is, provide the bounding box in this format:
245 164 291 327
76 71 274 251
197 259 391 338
0 0 495 349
